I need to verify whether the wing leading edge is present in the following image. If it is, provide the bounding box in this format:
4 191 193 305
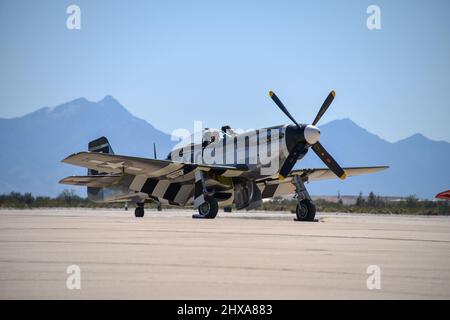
257 166 389 198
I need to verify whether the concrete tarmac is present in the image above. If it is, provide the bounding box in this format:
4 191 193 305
0 209 449 299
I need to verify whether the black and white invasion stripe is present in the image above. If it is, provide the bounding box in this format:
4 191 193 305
129 175 193 205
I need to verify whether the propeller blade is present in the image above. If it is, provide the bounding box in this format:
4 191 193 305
311 141 346 179
269 91 300 127
279 143 304 180
312 90 335 126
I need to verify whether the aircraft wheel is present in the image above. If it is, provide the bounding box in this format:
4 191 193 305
198 195 218 219
296 200 316 221
134 206 145 218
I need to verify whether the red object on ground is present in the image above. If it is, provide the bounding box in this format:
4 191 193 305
435 190 450 200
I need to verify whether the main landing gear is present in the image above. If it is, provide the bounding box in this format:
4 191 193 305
134 202 145 218
192 171 219 219
293 176 316 221
196 195 219 219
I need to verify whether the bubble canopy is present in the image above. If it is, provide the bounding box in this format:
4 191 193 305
175 128 231 147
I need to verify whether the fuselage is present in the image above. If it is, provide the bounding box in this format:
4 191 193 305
167 124 310 180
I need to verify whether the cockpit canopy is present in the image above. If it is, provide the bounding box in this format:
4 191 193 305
203 128 221 145
179 126 237 147
167 125 240 160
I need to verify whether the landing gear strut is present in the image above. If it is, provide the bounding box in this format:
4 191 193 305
293 176 316 221
134 202 145 218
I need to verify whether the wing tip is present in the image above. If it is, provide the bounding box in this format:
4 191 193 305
58 176 72 184
374 165 390 172
61 151 88 163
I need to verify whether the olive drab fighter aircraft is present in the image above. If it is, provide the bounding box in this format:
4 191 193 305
60 91 388 221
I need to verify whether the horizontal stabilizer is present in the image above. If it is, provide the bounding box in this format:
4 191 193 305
59 175 122 188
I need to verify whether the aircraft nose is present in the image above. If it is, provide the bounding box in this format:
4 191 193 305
304 125 320 145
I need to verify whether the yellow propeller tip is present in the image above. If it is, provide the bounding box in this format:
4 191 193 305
278 174 285 180
269 91 274 97
340 172 347 180
331 90 336 97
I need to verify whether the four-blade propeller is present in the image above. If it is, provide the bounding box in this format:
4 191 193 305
269 90 346 180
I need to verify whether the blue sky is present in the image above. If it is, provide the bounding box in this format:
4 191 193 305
0 0 449 142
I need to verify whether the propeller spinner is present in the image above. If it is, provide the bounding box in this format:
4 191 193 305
269 90 346 180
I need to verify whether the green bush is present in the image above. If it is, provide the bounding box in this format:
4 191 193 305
262 193 449 215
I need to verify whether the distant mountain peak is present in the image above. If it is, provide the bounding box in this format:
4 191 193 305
321 118 360 128
12 96 134 123
321 117 374 134
99 95 118 103
70 97 90 104
320 118 392 145
56 97 90 108
409 133 427 140
97 95 131 117
334 117 355 124
395 132 433 145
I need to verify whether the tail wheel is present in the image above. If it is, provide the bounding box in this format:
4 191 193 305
134 206 144 218
198 195 218 219
296 200 316 221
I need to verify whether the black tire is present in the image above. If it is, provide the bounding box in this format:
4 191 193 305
157 204 162 211
134 207 144 218
296 200 316 221
197 195 219 219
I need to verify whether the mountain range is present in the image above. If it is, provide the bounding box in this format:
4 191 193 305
0 96 448 198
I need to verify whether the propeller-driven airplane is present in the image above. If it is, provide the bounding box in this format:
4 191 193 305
60 91 388 221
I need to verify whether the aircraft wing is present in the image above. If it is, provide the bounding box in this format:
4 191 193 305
59 175 123 187
290 166 389 182
62 152 247 180
256 166 389 198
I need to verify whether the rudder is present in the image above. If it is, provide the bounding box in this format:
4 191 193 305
88 136 114 154
87 136 114 176
87 137 115 201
